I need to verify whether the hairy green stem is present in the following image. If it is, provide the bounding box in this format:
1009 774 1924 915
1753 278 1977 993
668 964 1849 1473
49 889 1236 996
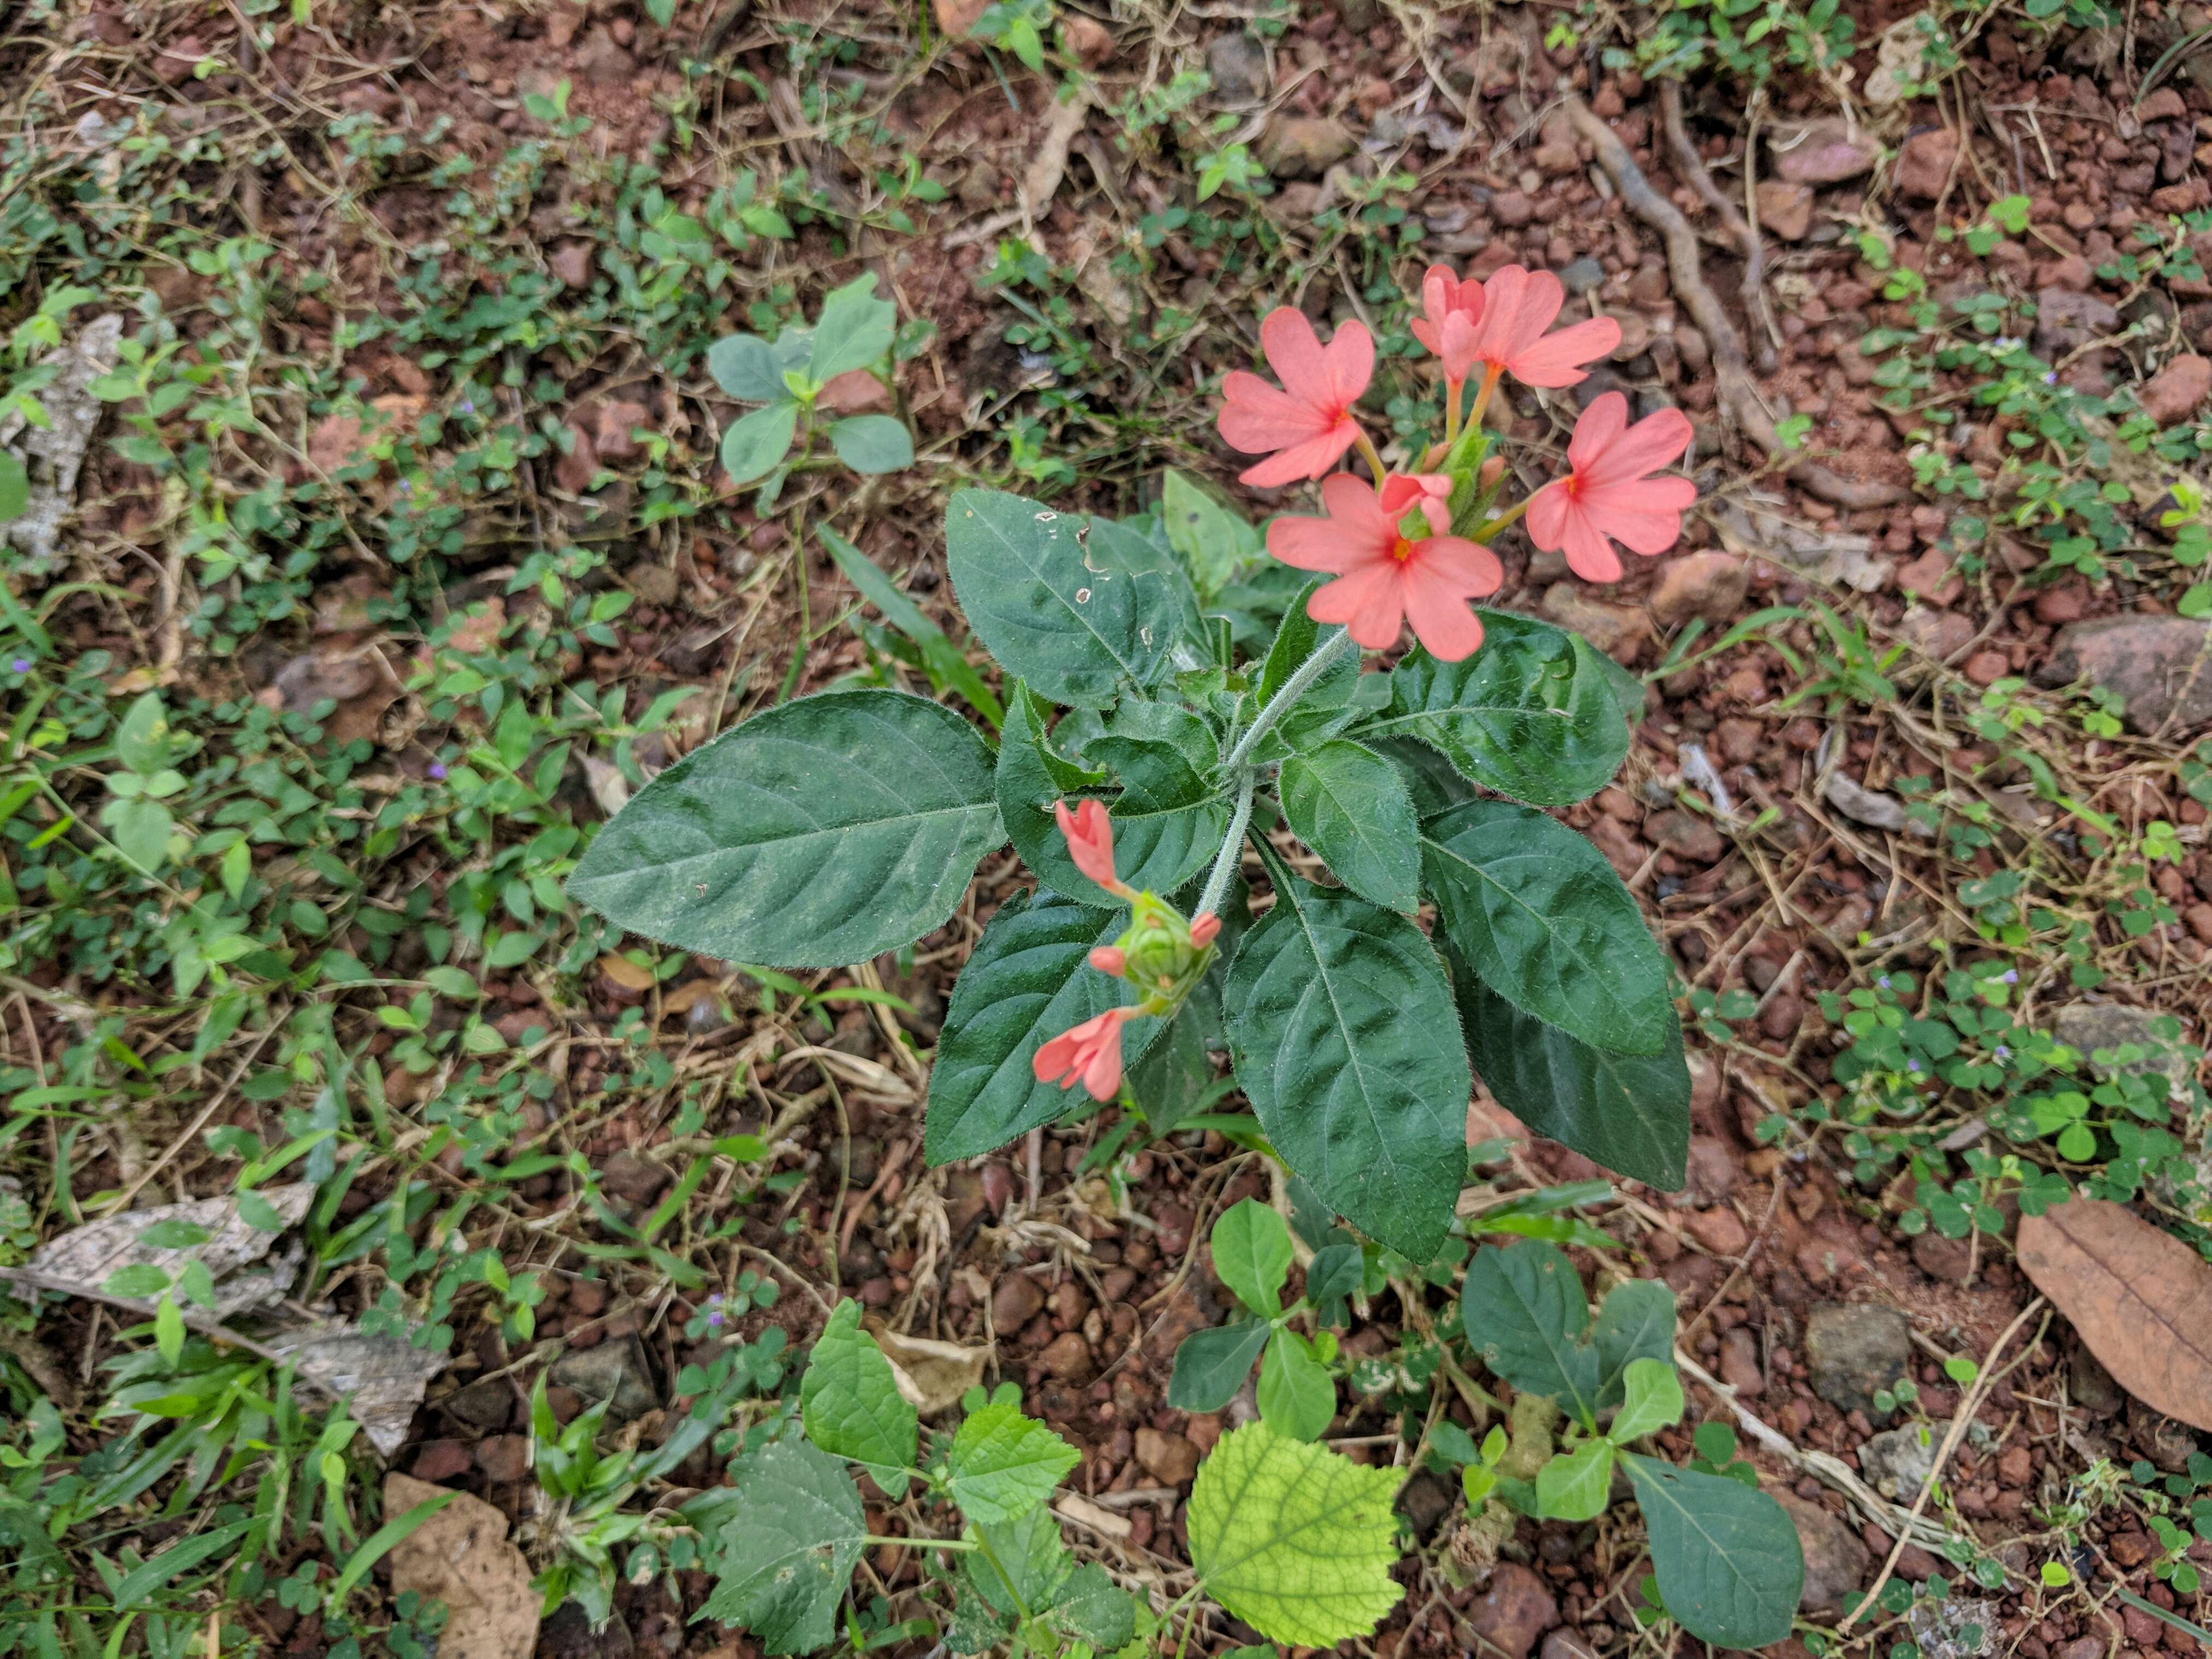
1195 769 1256 918
1222 626 1356 773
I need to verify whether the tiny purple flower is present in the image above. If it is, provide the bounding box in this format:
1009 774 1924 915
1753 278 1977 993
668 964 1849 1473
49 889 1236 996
1995 1045 2011 1059
8 657 28 673
1907 1060 1921 1073
428 762 449 780
397 479 411 495
1878 975 1892 990
705 1292 726 1328
459 399 475 415
2002 969 2018 984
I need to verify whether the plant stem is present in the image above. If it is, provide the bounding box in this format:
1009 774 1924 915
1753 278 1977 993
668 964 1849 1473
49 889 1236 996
862 1533 979 1552
1222 626 1356 773
1471 496 1532 543
1195 769 1255 918
1353 430 1389 489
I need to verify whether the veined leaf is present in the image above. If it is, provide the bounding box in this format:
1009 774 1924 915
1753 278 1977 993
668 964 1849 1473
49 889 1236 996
944 1397 1080 1523
799 1300 916 1496
1168 1319 1272 1413
695 1437 867 1654
1423 799 1671 1056
1211 1198 1293 1317
1622 1454 1804 1649
1279 739 1421 913
1593 1277 1680 1412
1256 1330 1336 1442
1222 870 1469 1262
721 400 799 485
1536 1438 1615 1520
568 690 1001 969
1186 1422 1404 1647
1609 1358 1685 1444
809 274 898 383
1461 1240 1601 1427
1357 613 1632 805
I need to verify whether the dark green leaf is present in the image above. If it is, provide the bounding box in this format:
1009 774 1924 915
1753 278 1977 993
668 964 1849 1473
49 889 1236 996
568 690 1001 969
1047 1564 1137 1650
1370 734 1477 820
707 334 786 401
1358 614 1633 805
1593 1278 1679 1412
1279 740 1421 913
799 1299 916 1497
968 1504 1069 1619
1423 799 1670 1056
946 489 1175 707
1622 1454 1804 1649
1168 1319 1272 1411
1223 871 1469 1262
829 414 913 475
1305 1243 1364 1310
924 892 1159 1164
1455 964 1690 1191
695 1437 867 1653
1460 1241 1600 1426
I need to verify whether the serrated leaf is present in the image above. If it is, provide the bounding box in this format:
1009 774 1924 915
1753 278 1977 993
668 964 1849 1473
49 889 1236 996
946 489 1175 707
1211 1198 1293 1317
1536 1437 1616 1520
1168 1319 1272 1413
944 1398 1080 1523
696 1437 867 1654
800 1300 917 1497
1622 1454 1804 1649
968 1504 1070 1619
923 891 1160 1164
1046 1563 1137 1650
1592 1278 1679 1412
1279 739 1421 913
1455 965 1690 1191
1223 872 1469 1262
1423 799 1671 1056
829 414 913 475
810 274 898 383
1186 1422 1404 1648
720 400 798 485
567 690 1001 970
1610 1359 1685 1444
1461 1240 1601 1427
1357 614 1632 805
1256 1331 1336 1442
997 689 1228 905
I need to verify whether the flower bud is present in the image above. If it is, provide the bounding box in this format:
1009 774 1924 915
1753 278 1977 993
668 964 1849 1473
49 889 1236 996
1088 945 1127 976
1189 912 1222 946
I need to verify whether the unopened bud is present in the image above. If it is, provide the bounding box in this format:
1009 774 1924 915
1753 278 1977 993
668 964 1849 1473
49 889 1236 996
1087 946 1127 975
1479 455 1507 489
1189 912 1222 946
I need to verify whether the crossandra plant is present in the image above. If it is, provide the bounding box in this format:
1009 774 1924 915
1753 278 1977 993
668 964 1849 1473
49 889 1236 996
570 260 1703 1263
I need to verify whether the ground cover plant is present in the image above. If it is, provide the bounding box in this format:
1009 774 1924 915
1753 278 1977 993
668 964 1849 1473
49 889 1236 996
6 1 2212 1658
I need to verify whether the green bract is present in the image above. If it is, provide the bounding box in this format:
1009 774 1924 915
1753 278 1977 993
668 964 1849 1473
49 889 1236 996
570 480 1692 1283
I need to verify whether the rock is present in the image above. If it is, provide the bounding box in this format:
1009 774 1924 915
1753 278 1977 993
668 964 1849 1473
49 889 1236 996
549 1337 660 1422
550 242 595 289
384 1473 539 1659
1804 1303 1911 1414
2051 1002 2193 1101
574 25 636 84
2036 616 2212 734
554 425 600 494
1559 257 1605 296
154 37 210 84
1776 1491 1872 1612
592 399 651 462
475 1433 531 1483
1650 551 1749 626
1540 1633 1599 1659
1908 1595 2000 1659
1772 119 1881 185
1207 31 1269 103
444 1376 515 1431
1997 1443 2033 1487
1492 190 1534 227
1719 1327 1764 1396
1858 1420 1947 1499
599 1150 668 1203
1897 547 1957 603
1895 127 1961 199
1467 1562 1559 1659
1064 14 1114 64
309 414 366 473
1396 1469 1455 1537
2140 352 2212 425
1648 810 1726 862
993 1274 1046 1332
1911 1230 1975 1281
2034 288 2119 357
1685 1205 1750 1256
1039 1330 1092 1378
1542 582 1649 660
1964 649 2011 686
1758 180 1815 240
934 0 988 35
1134 1426 1201 1484
1899 608 1974 661
1683 1137 1737 1205
1257 115 1354 179
412 1438 474 1481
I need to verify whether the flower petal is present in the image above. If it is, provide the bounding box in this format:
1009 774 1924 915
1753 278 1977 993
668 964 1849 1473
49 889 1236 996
1565 392 1630 472
1581 404 1694 486
1525 478 1573 551
1560 508 1624 583
1260 307 1333 404
1319 469 1397 540
1218 372 1328 454
1267 510 1366 574
1411 534 1504 597
1308 562 1408 650
1401 563 1487 661
1237 421 1361 486
1509 315 1622 387
1322 318 1375 408
1579 481 1695 554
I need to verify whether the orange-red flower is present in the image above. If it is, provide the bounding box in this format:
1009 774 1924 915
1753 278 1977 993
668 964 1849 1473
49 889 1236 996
1033 1007 1132 1099
1411 265 1486 385
1267 473 1503 660
1377 470 1454 536
1216 308 1375 487
1468 266 1620 390
1525 392 1697 583
1055 798 1130 898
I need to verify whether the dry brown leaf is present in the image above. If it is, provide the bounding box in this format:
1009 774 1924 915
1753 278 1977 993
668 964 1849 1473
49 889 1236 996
862 1315 989 1414
28 1184 314 1317
384 1473 540 1659
2015 1198 2212 1431
268 1318 451 1458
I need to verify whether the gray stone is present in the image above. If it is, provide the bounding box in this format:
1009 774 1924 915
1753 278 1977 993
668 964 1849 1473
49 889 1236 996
442 1375 515 1432
1858 1419 1948 1499
2051 1002 2194 1102
2033 287 2121 357
1257 115 1356 179
1559 257 1606 296
2035 614 2212 735
1207 32 1269 104
549 1337 660 1423
1776 1491 1873 1612
1908 1595 2001 1659
1804 1303 1911 1414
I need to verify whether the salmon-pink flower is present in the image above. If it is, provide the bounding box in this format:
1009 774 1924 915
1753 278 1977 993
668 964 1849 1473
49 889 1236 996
1267 473 1504 660
1033 1007 1131 1099
1055 798 1130 897
1216 308 1375 487
1525 392 1697 584
1378 471 1453 536
1410 264 1486 385
1468 266 1621 390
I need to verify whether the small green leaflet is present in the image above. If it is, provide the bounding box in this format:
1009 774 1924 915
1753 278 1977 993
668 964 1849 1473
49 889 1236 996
1168 1319 1273 1412
695 1437 868 1655
722 401 800 486
1536 1438 1615 1521
810 274 899 384
944 1395 1081 1524
1608 1358 1684 1445
1460 1240 1601 1428
1622 1453 1804 1650
0 451 27 523
829 414 913 475
1211 1198 1293 1316
1255 1330 1336 1442
1187 1421 1404 1648
799 1299 916 1497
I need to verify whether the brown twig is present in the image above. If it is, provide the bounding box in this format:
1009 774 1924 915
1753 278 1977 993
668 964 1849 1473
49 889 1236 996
1658 79 1778 375
1562 94 1910 511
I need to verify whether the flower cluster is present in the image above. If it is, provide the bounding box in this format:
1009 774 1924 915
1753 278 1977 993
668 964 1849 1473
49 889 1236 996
1032 801 1220 1100
1216 263 1697 661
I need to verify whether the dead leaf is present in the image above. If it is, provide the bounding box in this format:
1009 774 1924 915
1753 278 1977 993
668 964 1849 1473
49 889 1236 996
2016 1198 2212 1432
1055 1491 1133 1542
862 1315 989 1414
384 1473 540 1659
28 1185 314 1317
0 313 123 571
268 1318 452 1458
582 755 631 816
1825 772 1937 839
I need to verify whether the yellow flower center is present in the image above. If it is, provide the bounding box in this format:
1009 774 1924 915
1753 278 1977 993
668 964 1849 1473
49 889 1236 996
1391 534 1416 563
